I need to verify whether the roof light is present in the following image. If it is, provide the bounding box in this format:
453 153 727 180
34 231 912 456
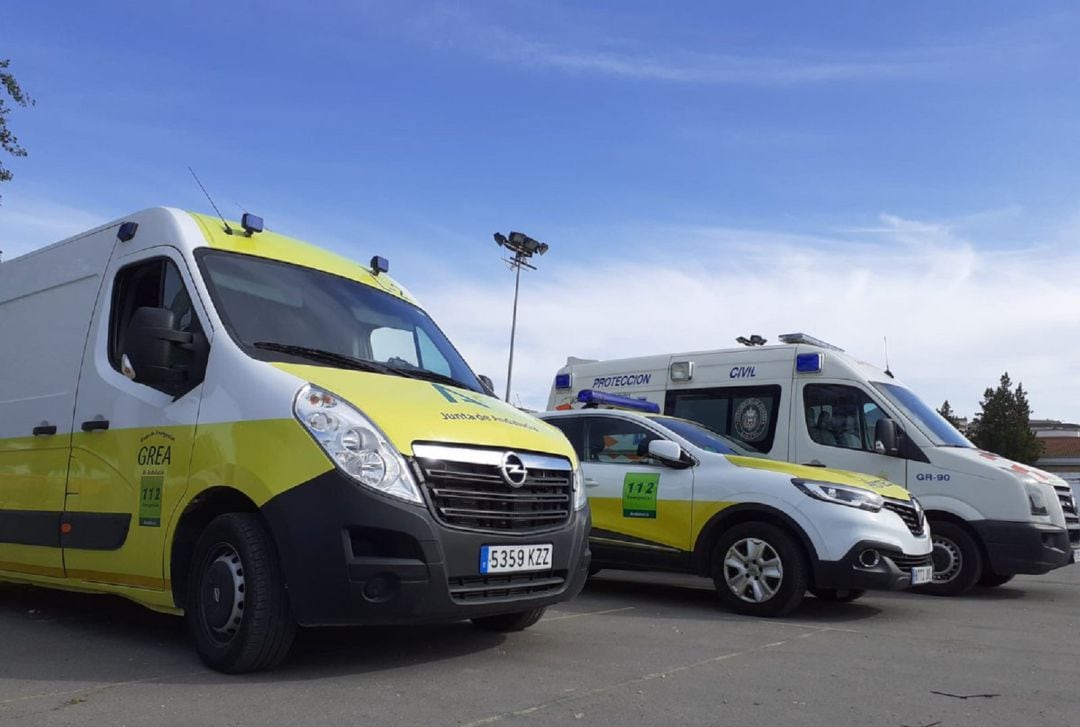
778 332 844 351
796 353 823 374
554 373 572 390
117 221 139 242
370 256 389 276
577 389 660 414
241 213 264 236
670 361 694 382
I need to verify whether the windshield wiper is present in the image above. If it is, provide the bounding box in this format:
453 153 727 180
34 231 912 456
383 359 482 393
252 342 400 376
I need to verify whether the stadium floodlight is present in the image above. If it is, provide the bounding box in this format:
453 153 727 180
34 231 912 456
493 230 550 402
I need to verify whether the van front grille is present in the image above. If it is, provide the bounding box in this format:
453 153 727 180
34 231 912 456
412 444 574 534
1053 484 1080 543
448 571 566 604
882 499 926 537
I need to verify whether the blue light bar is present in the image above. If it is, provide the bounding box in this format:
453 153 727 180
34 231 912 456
554 373 572 390
796 353 823 373
577 389 660 413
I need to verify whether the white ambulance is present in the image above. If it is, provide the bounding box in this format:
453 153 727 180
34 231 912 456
548 334 1079 596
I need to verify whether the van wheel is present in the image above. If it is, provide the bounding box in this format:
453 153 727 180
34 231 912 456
711 523 808 617
918 520 982 597
187 513 296 673
471 607 546 632
810 587 866 603
977 570 1015 588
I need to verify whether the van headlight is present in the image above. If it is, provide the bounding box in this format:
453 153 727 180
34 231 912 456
572 465 587 511
792 479 884 512
1024 480 1050 516
294 384 422 504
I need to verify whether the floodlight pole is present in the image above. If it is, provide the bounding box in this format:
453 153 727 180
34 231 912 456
505 255 524 402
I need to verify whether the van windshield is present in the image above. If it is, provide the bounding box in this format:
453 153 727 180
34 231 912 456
647 415 753 456
198 250 485 393
871 382 973 448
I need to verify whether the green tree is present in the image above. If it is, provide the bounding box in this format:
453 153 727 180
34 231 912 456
1 58 34 202
969 372 1043 464
937 400 963 429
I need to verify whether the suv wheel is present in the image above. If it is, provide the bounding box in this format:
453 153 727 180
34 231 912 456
711 522 808 617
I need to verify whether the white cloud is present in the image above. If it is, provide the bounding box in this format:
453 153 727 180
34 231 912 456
420 215 1080 422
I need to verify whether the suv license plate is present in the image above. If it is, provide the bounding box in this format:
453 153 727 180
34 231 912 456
480 544 553 574
911 565 934 585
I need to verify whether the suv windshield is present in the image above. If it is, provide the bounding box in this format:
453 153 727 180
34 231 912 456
648 415 752 456
198 250 484 393
871 382 973 448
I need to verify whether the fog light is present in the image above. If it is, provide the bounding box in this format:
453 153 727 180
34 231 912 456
858 549 881 568
362 573 400 603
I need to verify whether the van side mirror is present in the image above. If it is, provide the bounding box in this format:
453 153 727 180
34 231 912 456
478 374 496 397
874 418 901 456
648 439 685 467
125 306 193 390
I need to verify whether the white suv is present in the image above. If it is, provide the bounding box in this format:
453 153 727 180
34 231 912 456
539 409 933 616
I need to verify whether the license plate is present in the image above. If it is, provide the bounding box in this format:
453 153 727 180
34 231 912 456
911 565 934 585
1073 547 1080 564
480 544 553 574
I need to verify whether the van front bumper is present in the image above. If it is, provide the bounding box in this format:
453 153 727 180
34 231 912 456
813 540 933 592
261 471 591 627
971 520 1072 576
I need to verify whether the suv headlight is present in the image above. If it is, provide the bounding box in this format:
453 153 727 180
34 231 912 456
572 465 587 511
793 479 884 512
294 383 422 504
1024 480 1050 516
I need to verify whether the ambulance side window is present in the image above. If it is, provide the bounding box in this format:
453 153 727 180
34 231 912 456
545 418 585 461
804 384 884 452
109 257 204 381
584 417 659 465
664 385 781 454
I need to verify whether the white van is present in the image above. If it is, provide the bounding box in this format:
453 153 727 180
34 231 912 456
0 207 591 672
548 333 1078 596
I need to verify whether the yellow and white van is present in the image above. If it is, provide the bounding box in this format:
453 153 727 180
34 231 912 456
0 208 590 672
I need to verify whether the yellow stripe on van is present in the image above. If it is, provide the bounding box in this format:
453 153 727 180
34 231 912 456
724 455 911 500
187 212 415 304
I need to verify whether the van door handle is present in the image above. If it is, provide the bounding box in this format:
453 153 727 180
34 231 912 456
585 478 600 488
81 419 110 432
802 460 827 468
32 424 57 436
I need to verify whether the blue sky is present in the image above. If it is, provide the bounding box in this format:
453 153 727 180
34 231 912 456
4 1 1080 419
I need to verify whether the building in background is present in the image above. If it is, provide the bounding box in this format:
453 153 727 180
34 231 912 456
1032 420 1080 488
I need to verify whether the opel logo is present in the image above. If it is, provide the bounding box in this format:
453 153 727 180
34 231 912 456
500 451 528 488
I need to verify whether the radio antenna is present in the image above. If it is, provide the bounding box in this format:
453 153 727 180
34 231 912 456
188 167 234 235
883 336 894 378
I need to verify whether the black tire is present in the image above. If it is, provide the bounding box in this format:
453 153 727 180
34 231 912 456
917 520 982 597
810 587 867 603
977 570 1015 588
587 564 603 578
471 607 546 632
711 522 809 617
187 513 296 673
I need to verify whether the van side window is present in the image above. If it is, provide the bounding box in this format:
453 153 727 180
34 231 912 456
664 385 781 453
109 258 203 383
584 418 659 464
804 384 885 452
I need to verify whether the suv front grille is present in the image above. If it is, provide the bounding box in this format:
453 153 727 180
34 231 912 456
884 552 933 570
448 571 566 604
882 499 926 537
413 443 574 534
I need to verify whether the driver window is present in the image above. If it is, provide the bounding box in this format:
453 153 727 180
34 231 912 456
804 384 882 452
585 417 659 464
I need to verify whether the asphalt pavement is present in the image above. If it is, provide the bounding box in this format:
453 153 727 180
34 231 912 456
2 566 1078 726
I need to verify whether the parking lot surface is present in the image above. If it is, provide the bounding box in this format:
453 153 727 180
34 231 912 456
2 566 1078 727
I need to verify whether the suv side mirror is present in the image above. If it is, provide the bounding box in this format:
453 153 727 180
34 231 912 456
648 439 685 467
125 306 193 390
478 374 496 397
874 418 901 456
